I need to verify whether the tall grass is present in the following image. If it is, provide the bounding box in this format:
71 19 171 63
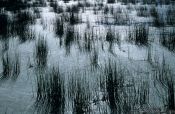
152 9 165 27
0 0 29 11
136 6 149 17
1 51 20 80
128 24 149 46
0 13 9 37
9 11 36 42
138 81 149 108
104 5 110 14
16 11 35 25
90 49 99 68
153 56 175 111
142 0 156 4
64 26 75 54
35 66 65 113
50 1 64 14
107 0 115 4
2 53 11 79
73 80 90 114
160 28 175 52
166 6 175 26
35 36 48 67
114 11 129 25
103 60 150 113
33 0 46 7
150 6 157 18
66 5 80 13
106 28 115 51
104 60 125 113
12 52 20 80
106 28 121 52
83 31 92 52
55 17 64 37
118 0 137 5
69 13 81 25
62 0 71 3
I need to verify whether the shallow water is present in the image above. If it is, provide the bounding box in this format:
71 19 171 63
0 0 175 113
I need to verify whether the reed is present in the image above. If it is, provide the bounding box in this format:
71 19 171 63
55 17 64 37
128 24 149 46
35 36 48 67
36 66 65 113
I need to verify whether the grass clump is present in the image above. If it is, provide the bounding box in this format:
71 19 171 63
35 36 48 67
55 17 64 37
160 28 175 52
154 56 175 111
69 13 81 25
107 0 115 4
0 14 9 37
128 24 149 46
2 53 11 79
1 51 20 80
104 60 125 113
73 81 90 114
166 6 175 26
136 6 149 17
36 66 65 113
64 26 75 54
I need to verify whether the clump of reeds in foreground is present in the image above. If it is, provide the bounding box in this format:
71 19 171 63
67 72 91 114
73 79 90 114
103 60 146 113
35 66 65 114
104 60 125 113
